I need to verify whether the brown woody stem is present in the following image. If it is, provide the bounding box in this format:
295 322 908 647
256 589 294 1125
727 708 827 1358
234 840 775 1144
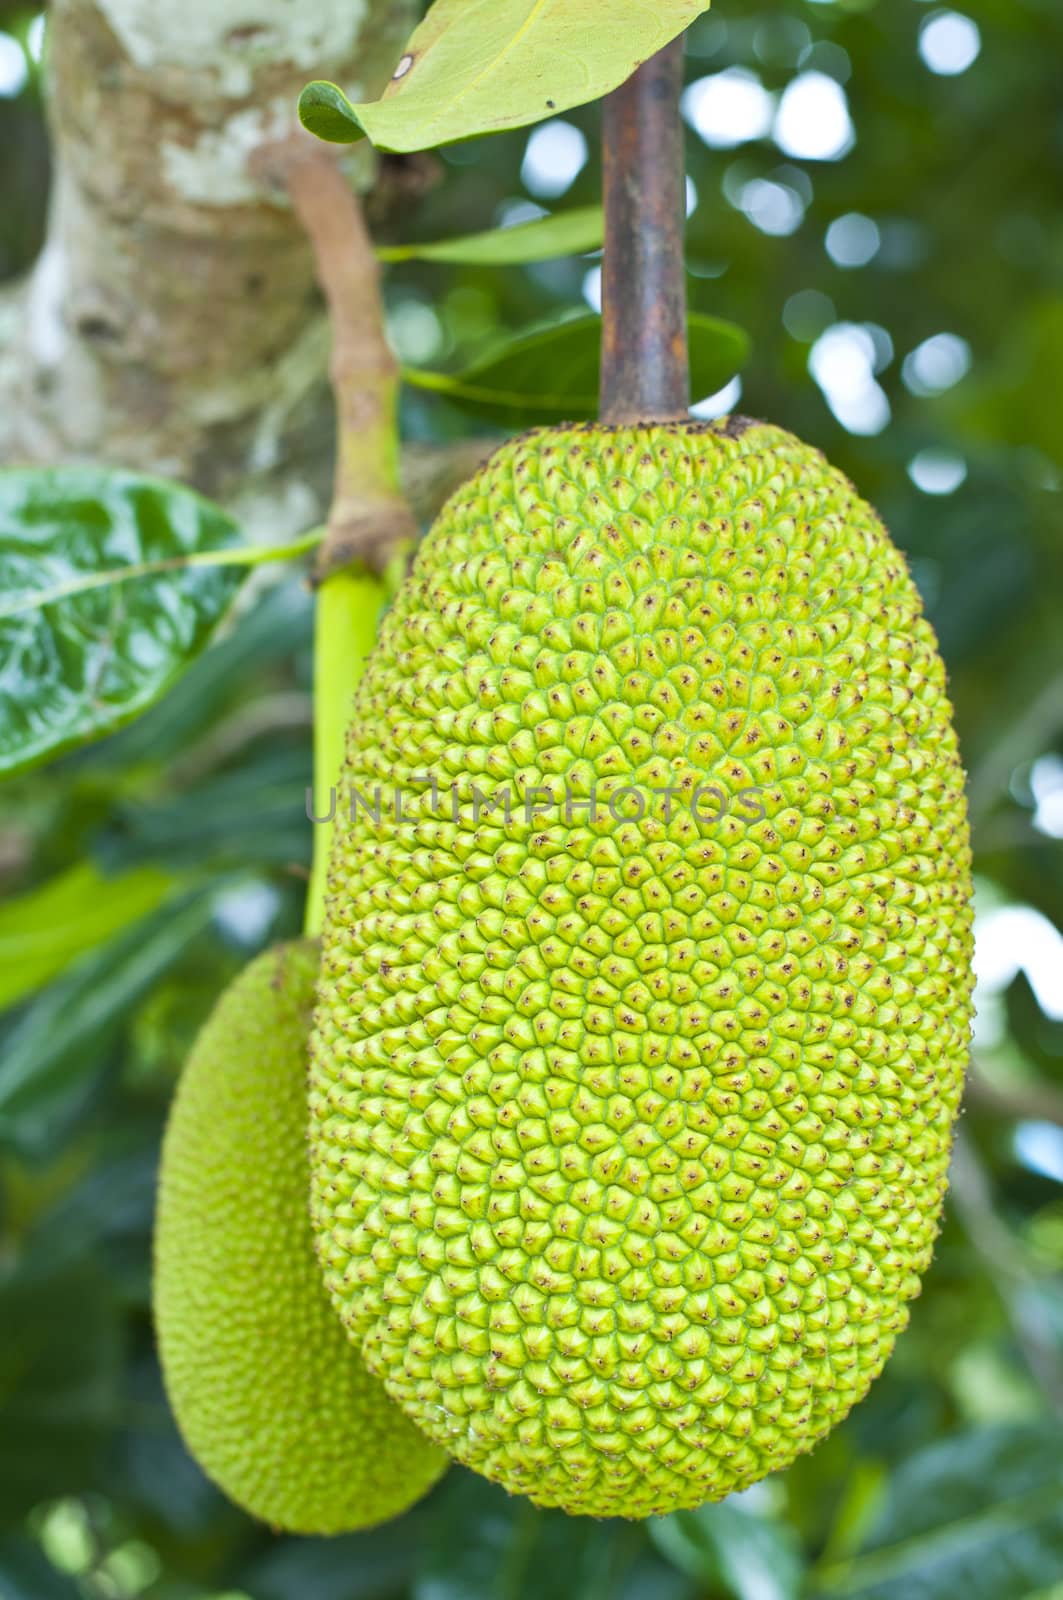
599 39 690 425
273 138 418 580
258 136 420 934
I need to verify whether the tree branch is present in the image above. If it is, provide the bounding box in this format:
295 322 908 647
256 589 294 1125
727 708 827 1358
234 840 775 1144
264 139 418 578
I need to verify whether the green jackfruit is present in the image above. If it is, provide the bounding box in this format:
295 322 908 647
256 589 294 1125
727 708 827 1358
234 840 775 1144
154 940 447 1534
310 420 974 1519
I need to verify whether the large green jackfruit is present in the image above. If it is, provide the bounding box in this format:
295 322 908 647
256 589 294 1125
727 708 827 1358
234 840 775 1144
310 420 974 1519
154 941 447 1534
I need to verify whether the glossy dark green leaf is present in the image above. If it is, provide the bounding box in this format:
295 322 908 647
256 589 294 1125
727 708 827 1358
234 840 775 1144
403 312 751 425
0 891 216 1157
652 1501 804 1600
0 468 247 776
0 861 173 1012
378 205 603 265
82 575 314 771
299 1 712 151
813 1426 1063 1599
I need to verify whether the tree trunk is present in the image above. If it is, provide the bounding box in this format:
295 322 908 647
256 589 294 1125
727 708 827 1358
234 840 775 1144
3 0 416 536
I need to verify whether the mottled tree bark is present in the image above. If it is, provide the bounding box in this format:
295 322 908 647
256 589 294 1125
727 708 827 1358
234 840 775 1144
3 0 416 535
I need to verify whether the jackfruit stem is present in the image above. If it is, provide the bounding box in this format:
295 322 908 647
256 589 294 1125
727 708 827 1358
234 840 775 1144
279 141 418 583
261 138 417 936
305 569 386 938
599 39 691 425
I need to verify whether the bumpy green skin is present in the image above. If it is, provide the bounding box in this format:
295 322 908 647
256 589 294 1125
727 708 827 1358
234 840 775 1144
154 941 447 1534
311 421 974 1518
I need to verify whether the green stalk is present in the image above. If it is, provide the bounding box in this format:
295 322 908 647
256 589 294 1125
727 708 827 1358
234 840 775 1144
304 567 385 937
277 142 417 938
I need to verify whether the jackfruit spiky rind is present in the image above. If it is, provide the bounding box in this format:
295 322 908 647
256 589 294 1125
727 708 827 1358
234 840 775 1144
154 940 447 1534
310 421 974 1518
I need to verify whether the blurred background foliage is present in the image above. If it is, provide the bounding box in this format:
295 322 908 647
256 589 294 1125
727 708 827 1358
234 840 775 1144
1 0 1062 1596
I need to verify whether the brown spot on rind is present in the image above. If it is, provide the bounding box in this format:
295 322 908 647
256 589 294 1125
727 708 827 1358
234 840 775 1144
715 413 757 439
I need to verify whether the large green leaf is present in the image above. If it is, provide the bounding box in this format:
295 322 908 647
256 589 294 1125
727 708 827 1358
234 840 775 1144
0 468 248 777
0 861 173 1012
403 311 750 424
299 0 712 151
83 575 313 771
378 205 604 264
812 1426 1063 1600
651 1501 804 1600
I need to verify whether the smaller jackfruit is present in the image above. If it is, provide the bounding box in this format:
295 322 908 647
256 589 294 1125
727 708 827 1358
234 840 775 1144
154 940 447 1534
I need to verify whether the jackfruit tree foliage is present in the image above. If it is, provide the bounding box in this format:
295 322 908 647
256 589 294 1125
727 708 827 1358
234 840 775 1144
1 1 1061 1594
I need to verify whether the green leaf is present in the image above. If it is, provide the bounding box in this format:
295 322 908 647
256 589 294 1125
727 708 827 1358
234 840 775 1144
0 861 173 1012
98 745 312 873
83 576 314 771
298 81 368 145
0 890 216 1157
812 1426 1063 1600
651 1500 804 1600
403 311 751 425
0 468 249 777
378 205 604 265
299 0 713 152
